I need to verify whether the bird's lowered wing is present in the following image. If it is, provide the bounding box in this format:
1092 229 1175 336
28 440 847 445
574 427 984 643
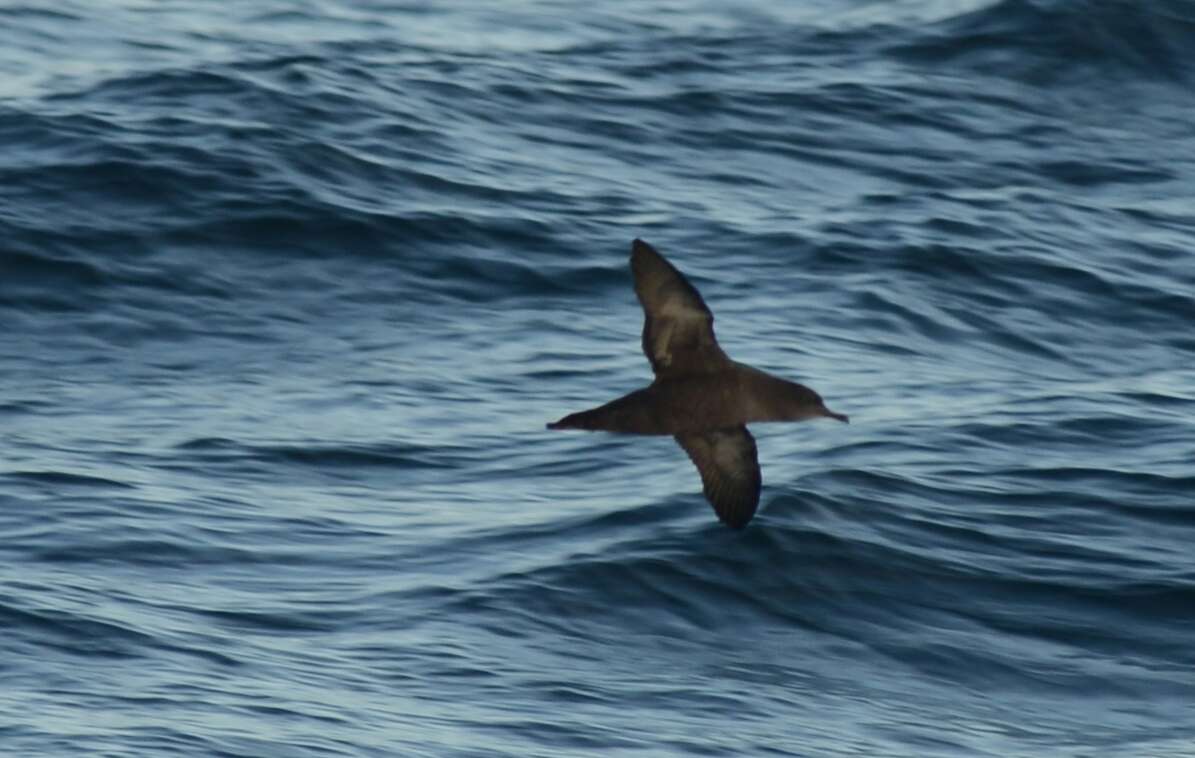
631 238 732 379
674 426 762 529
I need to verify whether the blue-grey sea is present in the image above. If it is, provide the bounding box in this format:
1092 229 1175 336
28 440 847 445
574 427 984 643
2 1 1194 756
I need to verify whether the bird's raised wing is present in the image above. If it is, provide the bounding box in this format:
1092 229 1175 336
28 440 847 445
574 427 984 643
674 426 762 529
631 238 732 379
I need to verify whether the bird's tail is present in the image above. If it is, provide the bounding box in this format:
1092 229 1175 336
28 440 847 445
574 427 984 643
545 388 664 434
546 409 600 430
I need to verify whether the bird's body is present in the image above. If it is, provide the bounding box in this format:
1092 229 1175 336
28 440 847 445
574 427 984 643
549 363 838 435
547 239 847 529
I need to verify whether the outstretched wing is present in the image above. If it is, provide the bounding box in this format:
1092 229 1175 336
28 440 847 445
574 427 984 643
674 426 762 529
631 238 732 378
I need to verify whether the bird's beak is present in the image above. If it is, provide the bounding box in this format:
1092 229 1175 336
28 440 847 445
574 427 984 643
823 407 849 423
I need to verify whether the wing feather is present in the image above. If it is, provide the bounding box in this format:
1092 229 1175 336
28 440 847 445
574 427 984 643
631 239 732 378
674 426 762 529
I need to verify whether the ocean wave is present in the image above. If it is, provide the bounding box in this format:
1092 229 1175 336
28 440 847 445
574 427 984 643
437 483 1195 693
890 0 1195 84
4 470 134 489
3 2 1193 754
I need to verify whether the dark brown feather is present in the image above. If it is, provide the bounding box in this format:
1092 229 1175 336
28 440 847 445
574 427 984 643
631 239 732 378
674 426 762 529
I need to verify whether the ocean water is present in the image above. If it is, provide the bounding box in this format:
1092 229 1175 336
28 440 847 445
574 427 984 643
2 0 1194 755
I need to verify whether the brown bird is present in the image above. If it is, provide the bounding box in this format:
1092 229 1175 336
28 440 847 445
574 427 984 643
548 238 848 529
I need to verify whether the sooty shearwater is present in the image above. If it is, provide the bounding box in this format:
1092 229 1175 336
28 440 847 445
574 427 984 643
547 238 848 529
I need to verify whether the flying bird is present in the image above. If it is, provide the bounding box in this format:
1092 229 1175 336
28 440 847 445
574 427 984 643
547 238 847 529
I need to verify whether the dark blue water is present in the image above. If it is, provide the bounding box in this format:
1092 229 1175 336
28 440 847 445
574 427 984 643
3 1 1194 755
